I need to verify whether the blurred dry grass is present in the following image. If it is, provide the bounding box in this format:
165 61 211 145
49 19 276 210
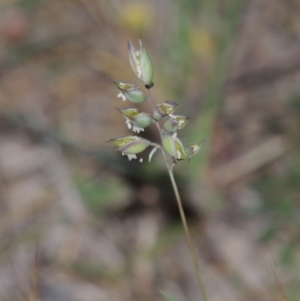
0 0 299 300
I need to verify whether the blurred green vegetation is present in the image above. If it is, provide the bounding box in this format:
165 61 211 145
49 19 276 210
75 174 131 215
253 156 300 270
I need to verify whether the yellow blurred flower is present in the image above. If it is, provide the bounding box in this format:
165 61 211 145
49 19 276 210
188 28 215 61
119 2 152 34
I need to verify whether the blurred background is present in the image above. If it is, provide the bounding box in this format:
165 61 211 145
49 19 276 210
0 0 300 300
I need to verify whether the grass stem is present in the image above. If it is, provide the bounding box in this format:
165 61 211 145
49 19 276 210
147 92 208 301
168 169 208 301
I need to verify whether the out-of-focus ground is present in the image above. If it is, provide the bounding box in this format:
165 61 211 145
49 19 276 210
0 0 299 300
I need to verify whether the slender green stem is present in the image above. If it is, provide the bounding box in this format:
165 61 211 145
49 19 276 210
168 169 208 301
146 92 208 301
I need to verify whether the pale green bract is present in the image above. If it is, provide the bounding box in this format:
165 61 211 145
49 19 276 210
113 80 147 103
128 40 153 88
106 136 151 154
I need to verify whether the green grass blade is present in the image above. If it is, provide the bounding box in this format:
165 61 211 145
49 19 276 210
160 291 180 301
